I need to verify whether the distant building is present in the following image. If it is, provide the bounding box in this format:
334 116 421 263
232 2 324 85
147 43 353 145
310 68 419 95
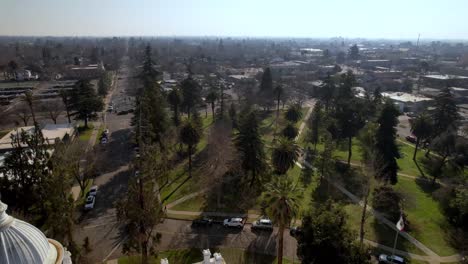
382 92 432 112
270 61 307 75
422 74 468 89
66 63 105 80
15 69 38 81
361 59 392 69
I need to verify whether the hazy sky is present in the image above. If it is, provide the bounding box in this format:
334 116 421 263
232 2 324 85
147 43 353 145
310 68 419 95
1 0 467 39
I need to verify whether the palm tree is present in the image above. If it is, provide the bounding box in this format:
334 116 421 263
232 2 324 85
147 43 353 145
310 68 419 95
168 88 183 126
282 123 298 140
284 103 302 124
410 113 432 160
272 137 300 175
179 121 200 178
205 90 218 120
263 177 302 264
273 85 284 139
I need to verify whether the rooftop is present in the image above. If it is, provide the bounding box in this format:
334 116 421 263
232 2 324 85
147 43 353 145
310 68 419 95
424 74 468 80
0 124 74 151
382 92 432 103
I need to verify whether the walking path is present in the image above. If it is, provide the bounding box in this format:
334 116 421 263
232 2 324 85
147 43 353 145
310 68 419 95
291 112 462 263
162 100 463 263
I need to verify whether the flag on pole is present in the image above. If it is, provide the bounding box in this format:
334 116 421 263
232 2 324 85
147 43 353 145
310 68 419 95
396 215 405 231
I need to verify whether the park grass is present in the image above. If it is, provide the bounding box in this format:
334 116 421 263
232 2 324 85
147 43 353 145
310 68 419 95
95 124 105 145
171 194 206 212
118 248 300 264
394 177 457 256
159 163 197 204
77 124 94 142
344 204 426 255
0 130 9 139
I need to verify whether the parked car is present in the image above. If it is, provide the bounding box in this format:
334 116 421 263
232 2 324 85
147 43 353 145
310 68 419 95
84 196 95 210
223 217 244 228
289 226 303 237
252 218 273 231
101 137 108 144
405 135 417 143
378 254 405 264
107 105 114 112
191 217 213 227
117 110 129 115
103 129 109 135
88 185 98 196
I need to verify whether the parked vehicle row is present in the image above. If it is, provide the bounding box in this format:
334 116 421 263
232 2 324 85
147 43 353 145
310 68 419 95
191 217 277 232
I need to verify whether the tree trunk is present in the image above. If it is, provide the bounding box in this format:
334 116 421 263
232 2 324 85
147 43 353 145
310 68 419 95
66 108 71 123
347 136 352 166
250 169 256 187
359 186 370 248
274 98 280 140
277 223 284 264
433 154 448 184
84 117 88 128
413 138 420 160
211 103 215 120
188 145 192 178
205 105 208 118
174 105 180 126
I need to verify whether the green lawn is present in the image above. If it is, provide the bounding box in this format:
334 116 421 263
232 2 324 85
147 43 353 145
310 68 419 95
77 124 94 142
394 177 457 256
171 193 205 211
119 248 299 264
344 204 425 255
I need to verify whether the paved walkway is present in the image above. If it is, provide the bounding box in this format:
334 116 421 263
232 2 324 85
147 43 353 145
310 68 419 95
161 101 463 263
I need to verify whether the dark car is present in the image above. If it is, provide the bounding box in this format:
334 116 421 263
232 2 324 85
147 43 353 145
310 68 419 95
191 217 213 227
405 135 417 143
289 226 302 237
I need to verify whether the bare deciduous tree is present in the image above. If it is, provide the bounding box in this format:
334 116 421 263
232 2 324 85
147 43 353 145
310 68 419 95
40 99 64 124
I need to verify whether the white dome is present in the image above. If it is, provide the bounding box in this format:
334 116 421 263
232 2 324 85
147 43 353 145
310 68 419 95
0 200 58 264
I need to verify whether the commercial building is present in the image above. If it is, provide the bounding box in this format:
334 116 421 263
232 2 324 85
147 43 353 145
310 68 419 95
422 74 468 89
382 92 432 112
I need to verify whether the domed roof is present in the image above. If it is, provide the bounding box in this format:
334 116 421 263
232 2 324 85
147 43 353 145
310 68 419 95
0 200 58 264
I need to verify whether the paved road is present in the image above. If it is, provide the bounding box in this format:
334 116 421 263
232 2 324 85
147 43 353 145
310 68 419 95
75 57 138 261
79 217 299 263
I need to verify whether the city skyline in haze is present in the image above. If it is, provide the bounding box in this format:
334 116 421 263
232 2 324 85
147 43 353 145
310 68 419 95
1 0 468 40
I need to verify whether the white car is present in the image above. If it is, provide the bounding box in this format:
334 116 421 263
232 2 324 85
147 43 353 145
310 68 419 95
378 254 405 264
84 196 95 210
88 185 98 196
252 218 273 231
223 218 244 228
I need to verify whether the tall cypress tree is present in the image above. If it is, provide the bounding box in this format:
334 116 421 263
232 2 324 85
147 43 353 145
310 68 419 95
375 100 400 184
71 80 103 128
431 87 460 137
234 108 266 186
